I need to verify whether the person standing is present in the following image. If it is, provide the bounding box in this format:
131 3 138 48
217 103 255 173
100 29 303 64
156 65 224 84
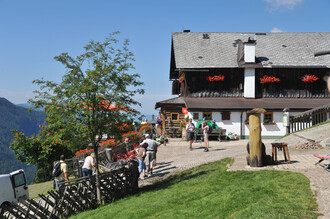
82 153 96 181
54 154 69 190
186 118 195 151
202 121 209 152
140 134 161 176
136 143 147 179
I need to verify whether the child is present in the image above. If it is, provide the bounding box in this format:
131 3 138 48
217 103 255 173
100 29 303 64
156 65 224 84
136 143 148 179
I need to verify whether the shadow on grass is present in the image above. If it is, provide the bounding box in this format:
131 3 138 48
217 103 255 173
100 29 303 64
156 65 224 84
140 170 208 192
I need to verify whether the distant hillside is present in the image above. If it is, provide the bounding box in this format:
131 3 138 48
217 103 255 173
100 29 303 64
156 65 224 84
0 97 45 184
16 103 44 111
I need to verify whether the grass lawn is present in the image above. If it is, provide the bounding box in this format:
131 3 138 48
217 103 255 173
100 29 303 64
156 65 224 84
28 180 54 199
69 158 319 219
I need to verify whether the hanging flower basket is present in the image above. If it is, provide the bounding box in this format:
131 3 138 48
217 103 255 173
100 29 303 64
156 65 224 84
260 75 280 84
179 76 185 83
207 75 225 82
301 74 319 83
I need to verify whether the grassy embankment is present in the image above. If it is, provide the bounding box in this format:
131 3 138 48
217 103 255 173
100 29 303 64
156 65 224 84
68 158 319 219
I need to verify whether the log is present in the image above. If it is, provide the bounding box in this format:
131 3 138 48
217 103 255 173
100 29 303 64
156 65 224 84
248 108 266 167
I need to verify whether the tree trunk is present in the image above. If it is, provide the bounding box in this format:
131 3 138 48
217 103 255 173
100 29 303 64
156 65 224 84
249 113 263 167
93 145 102 204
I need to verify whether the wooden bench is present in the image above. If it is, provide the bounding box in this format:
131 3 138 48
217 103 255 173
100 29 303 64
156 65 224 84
196 128 226 142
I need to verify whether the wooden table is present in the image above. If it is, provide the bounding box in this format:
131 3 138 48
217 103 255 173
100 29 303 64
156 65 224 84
271 143 290 163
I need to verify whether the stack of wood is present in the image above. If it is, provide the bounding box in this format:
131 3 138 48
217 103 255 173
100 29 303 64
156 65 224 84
295 141 323 149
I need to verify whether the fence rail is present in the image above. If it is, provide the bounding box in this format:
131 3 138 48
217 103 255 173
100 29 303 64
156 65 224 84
2 161 139 219
290 103 330 133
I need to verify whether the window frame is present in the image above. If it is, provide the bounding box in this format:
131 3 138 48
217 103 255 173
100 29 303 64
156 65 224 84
12 172 26 188
221 111 231 121
193 113 199 120
202 112 212 120
170 113 180 121
263 112 275 125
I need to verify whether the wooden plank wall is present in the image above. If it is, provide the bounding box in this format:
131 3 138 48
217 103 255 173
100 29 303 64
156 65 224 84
161 108 185 138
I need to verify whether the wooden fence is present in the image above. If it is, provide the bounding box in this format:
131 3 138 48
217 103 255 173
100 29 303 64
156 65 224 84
1 160 139 219
290 103 330 133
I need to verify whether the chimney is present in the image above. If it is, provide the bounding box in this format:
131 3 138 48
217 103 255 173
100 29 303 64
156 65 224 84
244 36 256 63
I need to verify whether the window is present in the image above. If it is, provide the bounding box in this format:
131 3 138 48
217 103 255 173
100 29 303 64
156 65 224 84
193 113 199 120
170 113 179 121
222 112 231 121
263 112 274 124
13 172 26 187
203 112 212 120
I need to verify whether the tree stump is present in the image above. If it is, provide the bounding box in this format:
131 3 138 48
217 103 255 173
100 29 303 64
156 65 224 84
248 108 266 167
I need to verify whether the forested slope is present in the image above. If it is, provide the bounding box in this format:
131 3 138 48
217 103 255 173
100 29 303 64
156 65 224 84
0 97 45 184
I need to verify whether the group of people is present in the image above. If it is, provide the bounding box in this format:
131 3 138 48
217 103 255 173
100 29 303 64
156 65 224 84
54 134 162 189
136 134 162 179
186 118 210 152
54 153 96 190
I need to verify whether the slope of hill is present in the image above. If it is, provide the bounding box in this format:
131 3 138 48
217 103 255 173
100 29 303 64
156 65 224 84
0 97 45 183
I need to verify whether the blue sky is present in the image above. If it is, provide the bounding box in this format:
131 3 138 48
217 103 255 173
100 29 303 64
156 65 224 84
0 0 329 116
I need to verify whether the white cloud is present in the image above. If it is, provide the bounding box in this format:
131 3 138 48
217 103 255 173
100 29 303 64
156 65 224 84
264 0 303 10
271 27 287 33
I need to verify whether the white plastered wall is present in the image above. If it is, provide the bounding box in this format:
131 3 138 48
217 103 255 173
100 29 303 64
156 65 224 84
187 111 303 138
244 68 255 98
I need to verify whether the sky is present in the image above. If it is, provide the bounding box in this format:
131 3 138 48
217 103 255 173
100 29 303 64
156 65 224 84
0 0 329 116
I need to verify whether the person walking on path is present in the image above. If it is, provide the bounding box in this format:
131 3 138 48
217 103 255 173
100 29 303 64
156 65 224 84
186 118 195 151
140 134 161 176
202 121 209 152
136 143 148 179
54 154 70 190
82 152 96 181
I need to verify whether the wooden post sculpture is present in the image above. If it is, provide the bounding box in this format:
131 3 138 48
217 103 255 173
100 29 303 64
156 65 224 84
248 108 266 167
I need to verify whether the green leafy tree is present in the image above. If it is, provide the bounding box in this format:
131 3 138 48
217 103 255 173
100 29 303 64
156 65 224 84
13 32 144 201
10 130 73 182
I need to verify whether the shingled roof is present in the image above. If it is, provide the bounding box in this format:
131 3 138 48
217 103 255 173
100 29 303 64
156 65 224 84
155 96 186 109
171 32 330 70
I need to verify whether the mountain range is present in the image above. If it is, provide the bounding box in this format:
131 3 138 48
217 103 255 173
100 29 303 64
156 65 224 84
0 97 45 184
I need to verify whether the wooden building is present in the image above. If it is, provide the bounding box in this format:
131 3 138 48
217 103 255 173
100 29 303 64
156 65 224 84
155 31 330 139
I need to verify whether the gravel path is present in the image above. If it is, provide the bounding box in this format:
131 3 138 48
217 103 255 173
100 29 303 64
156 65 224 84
139 130 330 218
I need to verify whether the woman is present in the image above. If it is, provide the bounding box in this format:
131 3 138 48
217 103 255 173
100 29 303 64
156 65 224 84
202 121 209 152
